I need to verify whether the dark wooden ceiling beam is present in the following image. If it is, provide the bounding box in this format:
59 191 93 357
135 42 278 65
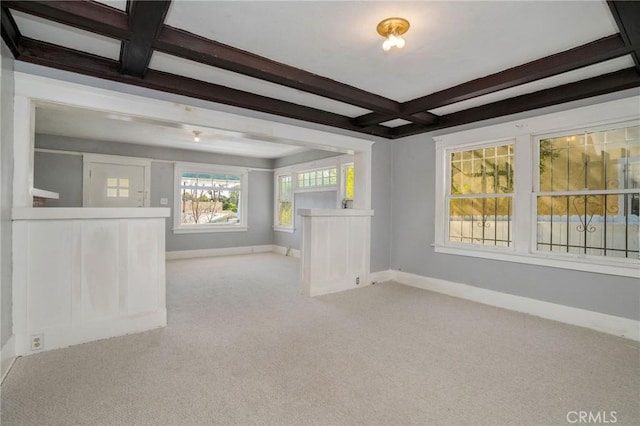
607 1 640 71
4 0 436 126
155 26 433 123
354 34 632 128
120 0 171 77
1 7 21 58
17 37 393 138
2 0 130 40
391 67 640 138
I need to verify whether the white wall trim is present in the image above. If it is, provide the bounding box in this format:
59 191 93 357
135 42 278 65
369 269 397 284
166 245 275 260
271 245 301 258
1 334 16 383
389 270 639 341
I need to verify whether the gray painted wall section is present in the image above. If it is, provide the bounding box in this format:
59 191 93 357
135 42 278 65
34 151 83 207
273 150 342 169
0 42 15 346
34 135 275 252
36 134 272 170
390 132 639 321
370 141 392 272
273 190 337 251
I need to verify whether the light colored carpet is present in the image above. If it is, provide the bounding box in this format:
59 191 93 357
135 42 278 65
1 253 638 425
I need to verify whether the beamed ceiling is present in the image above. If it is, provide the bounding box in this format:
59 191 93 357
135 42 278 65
1 1 639 140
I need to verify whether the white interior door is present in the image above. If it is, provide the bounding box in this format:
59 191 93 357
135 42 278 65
84 157 150 207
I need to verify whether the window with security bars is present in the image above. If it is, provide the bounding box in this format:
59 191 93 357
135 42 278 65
448 142 514 247
276 174 293 228
535 123 639 258
297 168 337 188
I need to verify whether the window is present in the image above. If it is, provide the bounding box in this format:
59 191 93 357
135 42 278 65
297 167 337 189
434 97 639 277
448 142 514 247
343 163 355 200
106 177 129 198
275 174 293 230
535 124 639 259
174 163 247 233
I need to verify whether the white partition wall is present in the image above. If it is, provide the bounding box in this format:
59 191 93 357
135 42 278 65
12 208 170 355
299 209 373 297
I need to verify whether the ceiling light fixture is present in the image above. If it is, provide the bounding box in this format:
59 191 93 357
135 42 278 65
193 131 201 142
377 17 410 51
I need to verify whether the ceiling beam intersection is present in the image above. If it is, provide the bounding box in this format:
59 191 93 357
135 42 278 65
607 1 640 72
353 34 633 128
0 7 21 58
120 0 171 78
17 37 394 139
391 67 640 138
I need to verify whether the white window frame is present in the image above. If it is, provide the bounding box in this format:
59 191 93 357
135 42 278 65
173 162 248 234
444 139 516 251
434 96 640 278
272 154 354 232
273 173 294 233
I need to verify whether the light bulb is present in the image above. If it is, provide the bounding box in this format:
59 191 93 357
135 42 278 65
382 38 392 51
193 131 201 142
395 36 405 49
388 34 398 47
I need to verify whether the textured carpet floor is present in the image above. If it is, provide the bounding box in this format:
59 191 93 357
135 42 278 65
1 253 639 425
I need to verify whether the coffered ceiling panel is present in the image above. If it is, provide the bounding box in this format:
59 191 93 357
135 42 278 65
2 0 639 141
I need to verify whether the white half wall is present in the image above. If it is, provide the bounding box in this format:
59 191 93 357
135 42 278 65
12 208 170 355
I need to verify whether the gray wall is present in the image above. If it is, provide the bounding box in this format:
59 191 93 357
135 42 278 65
273 150 342 169
0 42 14 346
390 132 640 321
273 190 337 251
370 141 392 272
34 151 83 207
34 135 275 252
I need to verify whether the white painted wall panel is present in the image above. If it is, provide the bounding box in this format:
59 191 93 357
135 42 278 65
12 211 168 355
299 209 373 297
81 220 120 321
27 221 73 331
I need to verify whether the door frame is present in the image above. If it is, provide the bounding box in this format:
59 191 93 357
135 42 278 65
82 153 151 207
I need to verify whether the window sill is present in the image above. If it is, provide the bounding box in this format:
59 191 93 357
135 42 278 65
273 226 294 233
433 244 639 278
173 225 248 234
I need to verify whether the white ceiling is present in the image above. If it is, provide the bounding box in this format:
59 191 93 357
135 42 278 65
35 105 312 159
12 1 626 152
163 1 618 103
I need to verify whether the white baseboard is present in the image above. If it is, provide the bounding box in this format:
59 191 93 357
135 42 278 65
392 270 639 341
271 245 301 258
166 245 274 260
1 335 16 383
20 310 167 356
369 270 397 284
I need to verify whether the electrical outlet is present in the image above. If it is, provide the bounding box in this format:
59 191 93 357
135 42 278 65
356 277 360 285
31 333 44 351
160 198 168 206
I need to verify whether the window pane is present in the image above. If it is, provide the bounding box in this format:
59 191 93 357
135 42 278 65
448 197 512 246
278 201 292 226
107 178 118 187
107 188 117 198
540 125 639 192
180 172 241 225
345 166 355 200
450 143 514 194
536 194 639 258
119 189 129 198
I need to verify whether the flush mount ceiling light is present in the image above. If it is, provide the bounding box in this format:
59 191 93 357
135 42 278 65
377 17 410 51
192 131 201 142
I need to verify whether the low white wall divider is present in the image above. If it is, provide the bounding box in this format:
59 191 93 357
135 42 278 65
299 209 373 297
12 207 170 355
